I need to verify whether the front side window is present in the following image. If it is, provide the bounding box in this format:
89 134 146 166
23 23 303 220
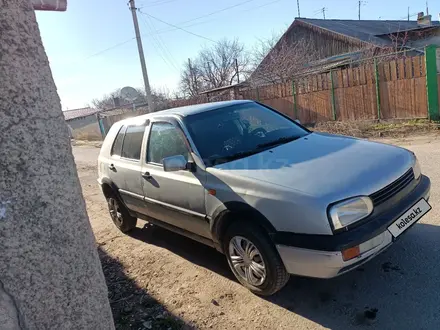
184 102 309 166
121 125 145 160
147 122 189 164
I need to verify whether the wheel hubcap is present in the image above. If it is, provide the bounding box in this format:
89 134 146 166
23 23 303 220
228 236 266 286
108 198 123 225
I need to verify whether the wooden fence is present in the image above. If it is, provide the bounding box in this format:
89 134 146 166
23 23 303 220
241 55 428 124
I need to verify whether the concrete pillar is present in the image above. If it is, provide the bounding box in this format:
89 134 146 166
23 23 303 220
0 1 114 328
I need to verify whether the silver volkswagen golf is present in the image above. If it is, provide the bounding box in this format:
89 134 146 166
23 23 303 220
98 100 431 295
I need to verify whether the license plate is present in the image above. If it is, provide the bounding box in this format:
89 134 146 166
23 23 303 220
387 198 431 238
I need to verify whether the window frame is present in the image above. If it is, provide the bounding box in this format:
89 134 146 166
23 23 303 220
119 124 147 162
145 119 192 167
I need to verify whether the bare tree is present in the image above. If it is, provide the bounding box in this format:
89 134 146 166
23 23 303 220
179 38 249 96
249 36 317 85
180 59 205 97
92 88 171 111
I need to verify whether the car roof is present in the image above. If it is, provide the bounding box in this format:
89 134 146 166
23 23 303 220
119 100 253 125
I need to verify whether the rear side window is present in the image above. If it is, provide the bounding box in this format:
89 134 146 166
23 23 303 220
121 125 145 160
111 126 126 156
147 122 189 164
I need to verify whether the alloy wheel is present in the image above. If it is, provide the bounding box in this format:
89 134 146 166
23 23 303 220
228 236 267 286
108 198 123 225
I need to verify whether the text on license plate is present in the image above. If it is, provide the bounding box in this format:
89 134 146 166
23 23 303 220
387 198 431 238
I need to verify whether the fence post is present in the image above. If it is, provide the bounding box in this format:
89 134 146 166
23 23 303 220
374 58 381 120
256 87 260 102
330 70 337 120
292 80 298 119
424 45 439 121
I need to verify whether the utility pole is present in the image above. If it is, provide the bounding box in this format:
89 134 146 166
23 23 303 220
426 1 429 15
322 7 326 19
408 6 410 21
235 58 240 84
297 0 301 17
129 0 154 112
358 0 366 20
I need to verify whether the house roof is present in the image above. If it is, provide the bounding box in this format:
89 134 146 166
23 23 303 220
294 18 440 46
63 107 100 121
98 103 149 118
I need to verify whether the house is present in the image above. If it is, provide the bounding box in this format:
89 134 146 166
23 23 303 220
250 13 440 85
63 107 102 140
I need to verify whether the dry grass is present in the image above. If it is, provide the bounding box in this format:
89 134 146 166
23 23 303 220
313 119 440 139
74 131 103 141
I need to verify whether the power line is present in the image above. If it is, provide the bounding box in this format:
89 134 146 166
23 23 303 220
176 0 257 26
141 0 178 7
138 11 179 72
59 0 280 67
313 7 327 19
138 10 217 43
142 0 281 38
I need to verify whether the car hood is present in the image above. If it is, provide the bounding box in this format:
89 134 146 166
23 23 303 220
213 132 414 202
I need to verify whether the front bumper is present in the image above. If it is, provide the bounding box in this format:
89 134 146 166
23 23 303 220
275 175 431 278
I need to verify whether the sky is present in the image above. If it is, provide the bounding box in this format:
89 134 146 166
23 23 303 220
35 0 440 110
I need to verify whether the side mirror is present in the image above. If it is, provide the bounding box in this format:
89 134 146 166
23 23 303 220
163 155 187 172
295 119 301 124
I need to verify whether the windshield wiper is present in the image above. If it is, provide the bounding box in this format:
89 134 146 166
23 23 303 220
211 150 262 165
257 135 301 149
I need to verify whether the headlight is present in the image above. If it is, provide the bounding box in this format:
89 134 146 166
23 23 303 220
329 196 373 230
413 158 421 180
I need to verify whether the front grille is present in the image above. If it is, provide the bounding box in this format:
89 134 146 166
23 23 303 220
370 168 415 206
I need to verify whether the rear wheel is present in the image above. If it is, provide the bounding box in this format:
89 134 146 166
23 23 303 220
223 222 289 296
107 195 137 233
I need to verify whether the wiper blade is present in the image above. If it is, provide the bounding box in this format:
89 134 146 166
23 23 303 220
211 150 261 165
257 136 300 149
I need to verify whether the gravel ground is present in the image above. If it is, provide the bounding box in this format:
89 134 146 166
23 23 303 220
73 134 440 329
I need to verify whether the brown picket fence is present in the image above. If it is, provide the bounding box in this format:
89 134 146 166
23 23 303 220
240 55 428 124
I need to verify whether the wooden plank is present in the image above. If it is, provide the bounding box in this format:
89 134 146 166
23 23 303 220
405 57 413 79
342 69 349 87
352 68 359 86
421 56 426 76
382 62 391 81
398 58 405 80
390 60 398 81
365 63 374 84
335 70 343 89
359 65 366 85
347 67 354 87
412 56 422 77
317 74 323 91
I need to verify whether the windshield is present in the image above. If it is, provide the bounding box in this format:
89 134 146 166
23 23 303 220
184 102 309 166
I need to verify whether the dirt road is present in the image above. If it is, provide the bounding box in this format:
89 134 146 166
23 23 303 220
73 135 440 329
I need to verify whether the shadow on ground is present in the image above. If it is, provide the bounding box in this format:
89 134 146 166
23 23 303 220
128 224 235 281
128 222 440 329
98 247 192 330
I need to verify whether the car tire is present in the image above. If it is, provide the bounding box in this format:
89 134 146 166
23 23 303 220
106 194 137 233
223 222 290 296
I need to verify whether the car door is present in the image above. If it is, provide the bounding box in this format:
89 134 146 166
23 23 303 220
110 124 146 214
140 118 210 238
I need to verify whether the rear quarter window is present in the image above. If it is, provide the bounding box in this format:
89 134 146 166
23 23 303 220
110 125 126 156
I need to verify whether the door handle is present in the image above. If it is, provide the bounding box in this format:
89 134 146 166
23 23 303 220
108 164 116 171
142 171 152 180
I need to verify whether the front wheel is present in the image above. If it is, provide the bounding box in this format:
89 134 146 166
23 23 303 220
107 195 137 233
223 222 290 296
